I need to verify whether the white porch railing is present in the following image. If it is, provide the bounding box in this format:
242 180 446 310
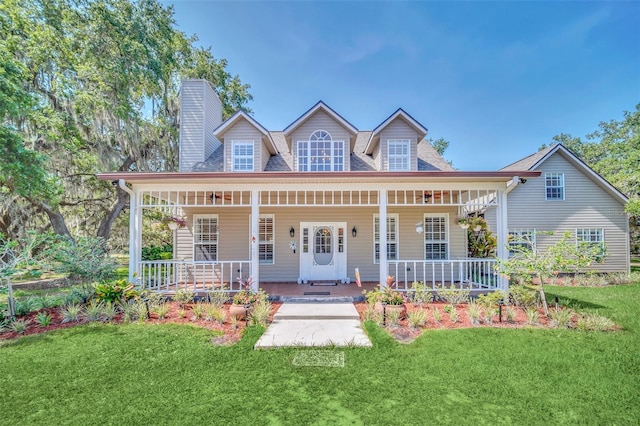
388 259 499 291
138 260 251 293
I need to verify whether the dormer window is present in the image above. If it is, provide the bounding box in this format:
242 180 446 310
297 130 344 172
387 139 410 171
232 141 254 172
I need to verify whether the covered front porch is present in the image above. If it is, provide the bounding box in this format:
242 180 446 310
104 172 534 295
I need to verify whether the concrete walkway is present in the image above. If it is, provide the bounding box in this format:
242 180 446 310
254 303 372 348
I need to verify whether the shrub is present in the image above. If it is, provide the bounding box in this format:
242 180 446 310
505 307 517 323
576 312 615 331
153 303 170 319
431 307 442 323
363 303 380 323
35 311 52 327
204 304 224 323
85 301 106 322
60 304 83 323
448 308 459 324
508 285 537 308
467 302 481 326
141 244 173 261
191 302 205 319
94 280 137 304
385 308 401 327
249 301 272 327
435 284 469 305
15 296 39 316
525 307 539 325
121 300 147 322
409 281 433 305
173 288 195 306
9 318 30 334
47 236 117 281
407 309 427 328
207 289 229 307
549 308 573 328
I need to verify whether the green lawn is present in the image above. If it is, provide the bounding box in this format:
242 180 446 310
1 285 639 425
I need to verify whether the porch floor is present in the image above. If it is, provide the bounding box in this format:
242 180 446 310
260 282 379 302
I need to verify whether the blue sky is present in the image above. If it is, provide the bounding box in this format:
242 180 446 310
167 1 639 170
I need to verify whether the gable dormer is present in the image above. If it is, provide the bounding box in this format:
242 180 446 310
283 102 358 172
213 110 278 172
365 109 428 171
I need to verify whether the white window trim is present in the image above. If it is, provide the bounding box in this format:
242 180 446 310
576 228 605 254
193 214 219 261
508 228 537 257
423 213 449 260
545 172 565 201
296 130 345 172
258 214 275 265
387 139 410 171
232 140 255 172
373 213 399 264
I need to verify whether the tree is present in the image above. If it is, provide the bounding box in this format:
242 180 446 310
541 104 640 254
0 0 252 244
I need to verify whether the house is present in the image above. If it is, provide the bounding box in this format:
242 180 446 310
97 79 627 295
483 144 630 273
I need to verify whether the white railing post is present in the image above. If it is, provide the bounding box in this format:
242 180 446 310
251 189 260 291
496 189 509 291
379 189 388 286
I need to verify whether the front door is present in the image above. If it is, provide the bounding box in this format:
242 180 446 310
299 222 347 282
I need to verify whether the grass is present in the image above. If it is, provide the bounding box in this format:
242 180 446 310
1 285 639 425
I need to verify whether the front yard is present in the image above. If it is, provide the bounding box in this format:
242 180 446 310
0 283 638 425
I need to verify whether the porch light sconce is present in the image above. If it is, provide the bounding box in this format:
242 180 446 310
209 192 217 204
167 221 178 231
519 178 527 184
415 222 424 234
352 226 357 237
289 226 295 237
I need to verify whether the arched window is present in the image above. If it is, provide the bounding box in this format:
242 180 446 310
297 130 344 172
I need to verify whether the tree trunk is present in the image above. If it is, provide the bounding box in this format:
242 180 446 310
38 201 73 241
96 184 129 240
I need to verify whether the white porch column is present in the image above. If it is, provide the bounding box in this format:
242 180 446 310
129 188 142 285
496 189 508 291
250 189 260 291
379 189 388 286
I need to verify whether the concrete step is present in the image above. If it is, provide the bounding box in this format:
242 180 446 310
254 319 371 348
278 295 363 303
273 303 360 320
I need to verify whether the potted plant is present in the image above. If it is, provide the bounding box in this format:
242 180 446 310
162 216 187 230
229 277 267 319
456 216 470 229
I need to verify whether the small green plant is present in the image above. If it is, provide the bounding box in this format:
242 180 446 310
249 300 272 327
525 307 539 326
505 306 517 323
191 301 205 320
508 285 537 308
204 304 224 323
407 309 427 328
140 291 165 310
10 318 30 333
15 296 39 316
431 307 442 323
85 300 106 322
467 302 481 326
549 308 573 328
229 314 239 330
173 288 195 306
448 308 459 323
363 303 381 323
60 304 83 323
207 289 229 307
409 281 433 305
483 306 496 324
385 308 401 327
102 302 118 321
94 279 137 304
177 308 187 318
35 311 52 327
576 312 615 331
153 303 170 319
436 284 469 305
443 304 454 314
121 300 146 322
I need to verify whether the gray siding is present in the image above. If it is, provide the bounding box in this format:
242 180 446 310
179 80 222 171
176 206 463 283
222 120 262 172
487 152 628 272
290 110 351 171
379 119 419 171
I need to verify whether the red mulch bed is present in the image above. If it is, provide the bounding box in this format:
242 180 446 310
3 301 575 345
1 302 283 344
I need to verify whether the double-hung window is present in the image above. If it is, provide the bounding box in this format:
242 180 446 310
545 172 565 200
387 139 410 171
424 214 448 260
508 229 536 257
232 141 254 172
374 214 398 263
258 215 274 264
194 215 219 261
576 228 605 260
297 130 344 171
